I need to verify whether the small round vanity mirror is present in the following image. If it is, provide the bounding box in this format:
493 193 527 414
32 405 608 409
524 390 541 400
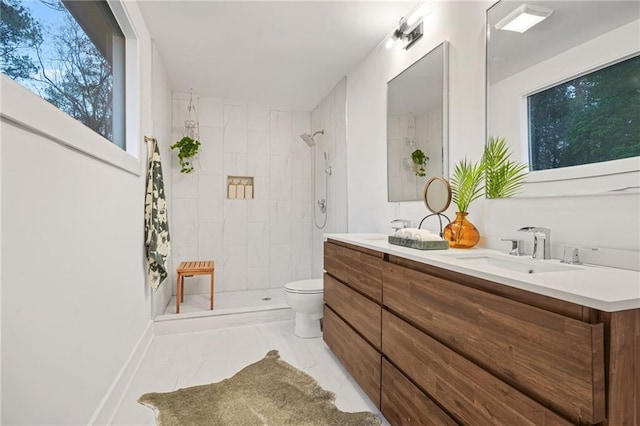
423 177 452 213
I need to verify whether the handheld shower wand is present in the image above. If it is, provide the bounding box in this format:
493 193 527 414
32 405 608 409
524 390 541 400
298 130 329 229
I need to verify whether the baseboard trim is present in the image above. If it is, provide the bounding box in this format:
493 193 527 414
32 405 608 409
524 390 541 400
88 320 154 425
154 307 293 335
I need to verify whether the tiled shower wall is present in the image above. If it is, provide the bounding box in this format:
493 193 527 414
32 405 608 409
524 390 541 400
311 77 348 277
387 110 443 201
169 93 313 296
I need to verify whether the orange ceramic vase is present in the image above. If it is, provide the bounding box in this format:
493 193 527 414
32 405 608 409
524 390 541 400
443 212 480 248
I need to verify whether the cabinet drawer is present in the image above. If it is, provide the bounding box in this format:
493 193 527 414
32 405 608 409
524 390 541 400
382 359 457 426
324 242 382 302
323 305 381 408
324 273 381 350
382 311 572 426
383 263 605 424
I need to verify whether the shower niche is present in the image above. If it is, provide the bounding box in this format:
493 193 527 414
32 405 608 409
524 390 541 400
227 176 254 199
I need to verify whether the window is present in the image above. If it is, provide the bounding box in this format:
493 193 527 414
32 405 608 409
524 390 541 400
1 0 126 149
527 55 640 171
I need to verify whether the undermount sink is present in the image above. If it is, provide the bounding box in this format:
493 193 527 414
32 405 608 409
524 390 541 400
448 254 583 274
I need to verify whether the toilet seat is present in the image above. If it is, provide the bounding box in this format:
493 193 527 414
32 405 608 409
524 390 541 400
285 279 323 294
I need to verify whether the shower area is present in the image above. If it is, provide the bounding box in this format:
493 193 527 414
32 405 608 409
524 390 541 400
309 77 349 278
152 78 348 319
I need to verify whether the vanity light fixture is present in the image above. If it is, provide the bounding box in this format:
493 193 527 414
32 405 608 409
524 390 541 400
495 4 553 33
406 1 433 27
377 0 432 53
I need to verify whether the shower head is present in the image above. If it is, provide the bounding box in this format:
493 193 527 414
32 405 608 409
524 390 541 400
300 133 315 147
299 130 325 147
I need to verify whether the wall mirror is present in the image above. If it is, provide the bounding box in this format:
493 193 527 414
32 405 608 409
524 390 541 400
487 1 640 197
387 41 449 202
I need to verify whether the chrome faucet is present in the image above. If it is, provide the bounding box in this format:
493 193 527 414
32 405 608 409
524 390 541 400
501 238 525 256
518 227 551 259
561 245 598 265
391 219 410 232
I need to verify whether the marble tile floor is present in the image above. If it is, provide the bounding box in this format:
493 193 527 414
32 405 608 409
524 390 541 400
160 288 287 317
111 320 388 425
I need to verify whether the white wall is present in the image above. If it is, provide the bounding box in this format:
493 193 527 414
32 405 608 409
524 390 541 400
312 78 349 277
150 43 174 317
345 1 639 269
0 2 171 423
347 1 489 235
169 95 313 296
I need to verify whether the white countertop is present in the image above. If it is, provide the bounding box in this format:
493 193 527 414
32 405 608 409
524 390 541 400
325 233 640 312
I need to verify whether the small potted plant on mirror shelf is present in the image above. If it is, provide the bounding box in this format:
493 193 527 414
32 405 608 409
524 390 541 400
444 158 484 248
171 136 201 174
411 149 429 177
483 136 528 198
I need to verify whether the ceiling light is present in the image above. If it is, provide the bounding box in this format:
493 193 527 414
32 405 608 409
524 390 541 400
495 4 553 33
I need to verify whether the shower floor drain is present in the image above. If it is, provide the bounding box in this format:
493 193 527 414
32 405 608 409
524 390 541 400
261 297 272 301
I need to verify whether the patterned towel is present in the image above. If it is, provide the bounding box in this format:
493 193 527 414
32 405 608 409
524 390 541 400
144 139 171 290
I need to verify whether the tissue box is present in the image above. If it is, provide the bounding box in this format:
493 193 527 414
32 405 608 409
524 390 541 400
388 236 449 250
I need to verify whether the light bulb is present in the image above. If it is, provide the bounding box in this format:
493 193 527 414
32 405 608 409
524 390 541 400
384 36 396 49
407 1 433 27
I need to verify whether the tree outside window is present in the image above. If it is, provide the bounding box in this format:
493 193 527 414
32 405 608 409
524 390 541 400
0 0 125 148
528 55 640 171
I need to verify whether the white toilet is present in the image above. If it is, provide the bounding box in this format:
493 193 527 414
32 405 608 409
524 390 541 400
284 279 324 338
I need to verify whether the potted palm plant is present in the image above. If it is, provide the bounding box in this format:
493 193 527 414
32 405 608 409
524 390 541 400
444 136 527 248
444 158 484 248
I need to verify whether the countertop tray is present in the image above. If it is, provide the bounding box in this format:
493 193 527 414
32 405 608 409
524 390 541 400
388 236 449 250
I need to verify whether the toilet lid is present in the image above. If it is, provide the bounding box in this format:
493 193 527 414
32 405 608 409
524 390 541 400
285 279 323 294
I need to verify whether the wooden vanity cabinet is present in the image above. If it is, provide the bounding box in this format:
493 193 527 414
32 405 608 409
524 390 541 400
383 310 572 425
323 239 640 425
324 241 382 302
324 274 381 349
323 306 381 406
384 261 606 424
381 359 457 426
323 241 383 407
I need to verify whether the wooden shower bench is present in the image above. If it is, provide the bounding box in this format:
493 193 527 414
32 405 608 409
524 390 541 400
176 260 215 314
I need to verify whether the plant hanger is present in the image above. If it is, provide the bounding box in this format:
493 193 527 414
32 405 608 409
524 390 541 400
171 89 201 174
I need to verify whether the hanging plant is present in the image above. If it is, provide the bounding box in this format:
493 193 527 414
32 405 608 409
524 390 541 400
171 136 200 174
411 149 429 177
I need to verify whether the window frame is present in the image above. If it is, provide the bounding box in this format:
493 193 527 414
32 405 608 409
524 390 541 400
485 17 640 197
521 52 640 184
0 0 141 176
